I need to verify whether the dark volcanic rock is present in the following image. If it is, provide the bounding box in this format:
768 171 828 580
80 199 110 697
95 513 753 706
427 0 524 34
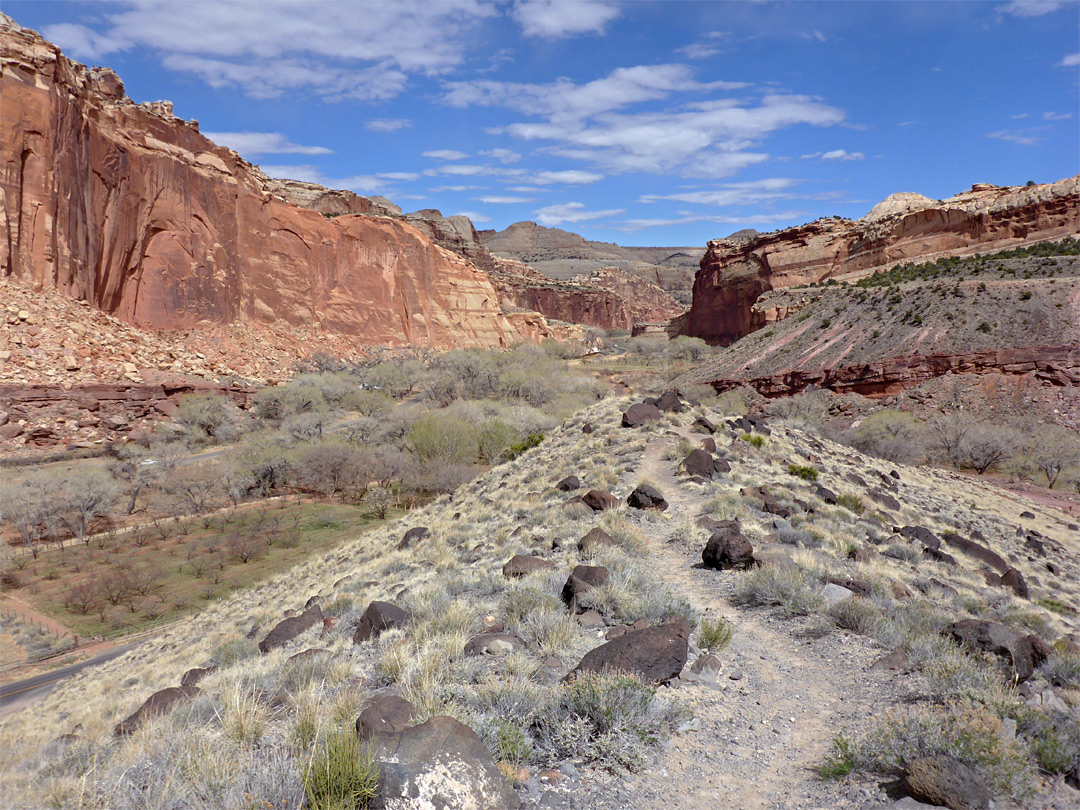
627 484 668 511
904 755 990 810
353 601 410 644
941 532 1008 573
180 665 216 689
682 449 725 478
1000 567 1029 599
900 525 941 551
568 616 690 684
561 564 609 611
502 554 555 579
579 527 617 552
258 604 324 653
555 475 581 491
397 526 429 550
582 489 619 511
692 416 716 434
115 686 199 736
655 391 686 413
357 694 416 740
946 619 1036 683
369 715 517 810
622 402 662 428
702 525 755 570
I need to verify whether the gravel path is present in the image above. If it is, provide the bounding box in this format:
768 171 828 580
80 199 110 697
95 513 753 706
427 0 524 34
565 430 907 810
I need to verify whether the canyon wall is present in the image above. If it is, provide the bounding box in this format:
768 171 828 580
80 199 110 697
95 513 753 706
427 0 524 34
687 178 1080 345
0 16 532 350
707 344 1080 399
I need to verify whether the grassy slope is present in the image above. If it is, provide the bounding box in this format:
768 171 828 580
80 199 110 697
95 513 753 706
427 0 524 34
2 396 1077 808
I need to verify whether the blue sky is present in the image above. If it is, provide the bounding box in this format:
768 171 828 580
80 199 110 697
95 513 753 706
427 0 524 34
7 0 1079 246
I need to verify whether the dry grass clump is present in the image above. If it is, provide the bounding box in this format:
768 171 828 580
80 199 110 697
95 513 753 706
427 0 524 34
825 702 1034 802
735 566 825 616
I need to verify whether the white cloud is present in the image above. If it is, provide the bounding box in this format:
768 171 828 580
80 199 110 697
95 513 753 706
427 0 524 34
447 66 841 178
801 149 865 161
506 185 547 192
512 0 620 39
444 64 747 122
260 164 389 194
475 195 536 204
986 126 1051 145
203 131 332 156
533 202 624 226
677 43 723 60
1062 53 1080 66
423 150 470 160
998 0 1065 17
480 148 522 163
44 1 497 99
803 30 827 43
1011 113 1030 119
1043 111 1074 120
453 211 491 223
610 209 808 233
366 119 412 132
41 22 124 60
640 178 799 207
530 170 604 185
378 172 421 181
430 185 484 192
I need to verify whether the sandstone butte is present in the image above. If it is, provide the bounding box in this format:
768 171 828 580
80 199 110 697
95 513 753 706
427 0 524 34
0 15 561 350
686 177 1080 345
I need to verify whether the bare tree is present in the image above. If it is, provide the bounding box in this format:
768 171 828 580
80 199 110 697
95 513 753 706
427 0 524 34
57 472 115 545
364 485 394 520
128 563 164 598
228 533 267 564
961 424 1019 475
927 412 971 468
63 579 103 616
296 442 368 501
3 474 59 559
1029 425 1080 489
107 446 156 515
171 465 222 515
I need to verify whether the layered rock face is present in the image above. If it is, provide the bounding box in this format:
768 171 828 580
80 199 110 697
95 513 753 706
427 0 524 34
707 345 1080 399
402 210 685 330
0 17 529 349
488 262 686 331
687 177 1080 344
480 220 703 302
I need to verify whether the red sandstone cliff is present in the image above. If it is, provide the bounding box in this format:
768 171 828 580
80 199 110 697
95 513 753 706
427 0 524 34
687 178 1080 344
0 16 536 350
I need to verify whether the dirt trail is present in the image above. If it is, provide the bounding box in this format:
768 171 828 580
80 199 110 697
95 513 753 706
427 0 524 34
580 431 900 810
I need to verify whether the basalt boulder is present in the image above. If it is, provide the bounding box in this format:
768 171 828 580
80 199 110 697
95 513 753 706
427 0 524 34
622 402 662 428
357 694 417 740
568 616 691 684
561 564 610 611
702 525 755 570
502 554 556 579
114 685 200 736
258 604 324 654
353 601 410 644
582 489 619 512
627 484 668 511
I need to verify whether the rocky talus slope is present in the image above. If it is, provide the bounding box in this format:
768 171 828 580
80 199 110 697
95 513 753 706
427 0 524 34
687 177 1080 345
2 395 1076 809
677 249 1080 408
0 15 550 350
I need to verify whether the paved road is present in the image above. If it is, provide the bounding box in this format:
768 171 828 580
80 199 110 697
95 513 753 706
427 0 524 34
0 642 140 716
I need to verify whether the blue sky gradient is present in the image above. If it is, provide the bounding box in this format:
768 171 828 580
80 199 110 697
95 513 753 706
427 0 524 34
7 0 1078 246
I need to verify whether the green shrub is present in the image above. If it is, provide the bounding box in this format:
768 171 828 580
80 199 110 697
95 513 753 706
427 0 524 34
739 433 766 449
506 432 544 459
697 617 734 653
819 731 857 779
211 637 260 667
478 419 519 463
787 464 819 481
407 413 478 464
836 493 864 514
302 729 379 810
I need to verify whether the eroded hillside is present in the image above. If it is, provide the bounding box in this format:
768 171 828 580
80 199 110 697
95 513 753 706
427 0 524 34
3 394 1077 810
